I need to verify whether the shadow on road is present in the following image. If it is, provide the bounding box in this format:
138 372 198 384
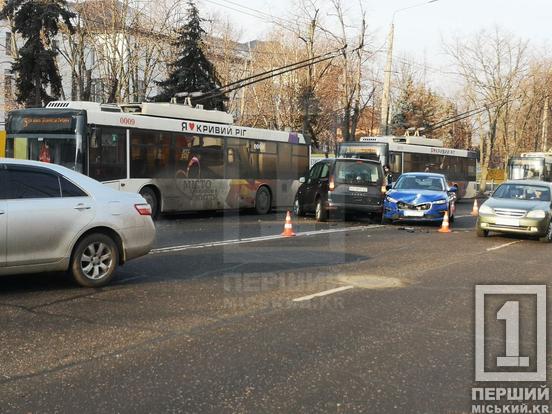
0 271 83 294
0 248 373 294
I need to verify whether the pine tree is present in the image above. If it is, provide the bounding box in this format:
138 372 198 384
1 0 75 107
390 76 440 137
156 0 226 110
390 77 416 135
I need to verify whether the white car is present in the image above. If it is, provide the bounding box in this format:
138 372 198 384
0 159 156 287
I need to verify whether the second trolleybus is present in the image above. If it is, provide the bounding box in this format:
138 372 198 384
507 152 552 181
337 136 478 198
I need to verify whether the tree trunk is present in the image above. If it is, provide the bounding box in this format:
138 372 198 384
83 69 92 101
342 107 351 142
34 69 41 107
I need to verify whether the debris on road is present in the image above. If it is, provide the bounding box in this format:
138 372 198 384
398 226 416 233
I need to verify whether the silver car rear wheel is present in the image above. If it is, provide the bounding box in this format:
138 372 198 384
81 242 113 280
71 234 119 287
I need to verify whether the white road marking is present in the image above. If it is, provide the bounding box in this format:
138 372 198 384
455 214 474 219
150 225 383 254
486 240 523 252
292 285 355 302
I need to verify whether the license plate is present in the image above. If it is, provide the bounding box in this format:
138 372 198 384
349 186 368 193
403 210 424 217
496 217 520 227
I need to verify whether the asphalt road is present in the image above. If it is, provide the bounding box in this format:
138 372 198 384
1 201 550 413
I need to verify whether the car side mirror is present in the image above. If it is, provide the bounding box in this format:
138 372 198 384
299 177 306 183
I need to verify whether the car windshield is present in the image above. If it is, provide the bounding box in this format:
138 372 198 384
394 175 445 191
334 160 381 185
493 184 551 201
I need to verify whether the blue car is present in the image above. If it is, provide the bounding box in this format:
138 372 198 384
383 173 457 224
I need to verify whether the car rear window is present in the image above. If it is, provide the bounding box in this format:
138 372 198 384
61 177 88 197
334 160 381 185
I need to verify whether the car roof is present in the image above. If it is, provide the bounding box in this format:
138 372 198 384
1 157 81 177
400 172 446 179
1 157 71 172
501 180 552 187
330 157 382 164
0 158 109 193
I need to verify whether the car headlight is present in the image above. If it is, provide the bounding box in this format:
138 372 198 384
527 210 546 218
386 196 398 203
432 199 447 205
479 204 494 215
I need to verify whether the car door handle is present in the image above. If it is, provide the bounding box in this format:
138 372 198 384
74 204 91 211
0 210 4 215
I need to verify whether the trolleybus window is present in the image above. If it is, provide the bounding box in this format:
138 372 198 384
89 127 126 181
130 130 171 178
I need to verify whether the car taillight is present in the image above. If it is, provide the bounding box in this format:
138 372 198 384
135 203 152 216
329 176 335 191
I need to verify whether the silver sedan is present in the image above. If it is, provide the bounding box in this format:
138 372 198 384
0 159 156 287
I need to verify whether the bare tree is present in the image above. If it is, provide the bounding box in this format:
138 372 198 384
323 0 371 142
446 27 528 190
61 0 184 103
57 4 93 101
0 0 20 114
127 0 186 101
203 15 248 116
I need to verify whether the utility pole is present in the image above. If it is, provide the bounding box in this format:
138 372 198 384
379 22 394 136
542 96 549 152
240 43 252 122
379 1 439 136
302 11 318 143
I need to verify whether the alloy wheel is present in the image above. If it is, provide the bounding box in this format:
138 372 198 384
80 242 113 280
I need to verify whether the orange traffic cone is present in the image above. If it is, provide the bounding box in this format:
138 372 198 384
281 211 296 237
439 211 452 233
471 199 479 216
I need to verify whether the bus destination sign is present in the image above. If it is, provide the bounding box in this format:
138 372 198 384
12 114 76 134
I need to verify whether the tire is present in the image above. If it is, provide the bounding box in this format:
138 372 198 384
255 186 272 215
70 233 119 287
381 215 392 225
315 197 327 222
539 221 552 243
140 186 159 220
476 228 489 238
293 196 305 217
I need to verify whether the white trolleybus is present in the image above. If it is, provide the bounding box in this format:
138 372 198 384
5 101 310 217
508 152 552 181
337 136 478 198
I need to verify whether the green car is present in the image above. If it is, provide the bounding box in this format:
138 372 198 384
477 180 552 242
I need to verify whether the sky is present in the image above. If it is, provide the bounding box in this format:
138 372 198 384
199 0 552 94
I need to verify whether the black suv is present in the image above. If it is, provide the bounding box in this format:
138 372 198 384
293 158 386 221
